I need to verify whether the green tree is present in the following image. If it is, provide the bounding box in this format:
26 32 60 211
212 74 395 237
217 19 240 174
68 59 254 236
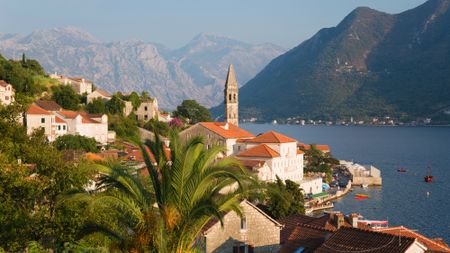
54 135 99 153
105 94 124 114
127 91 141 109
108 114 139 142
86 98 107 114
303 145 339 182
264 177 305 219
51 85 80 110
0 106 95 251
143 118 170 137
173 99 212 124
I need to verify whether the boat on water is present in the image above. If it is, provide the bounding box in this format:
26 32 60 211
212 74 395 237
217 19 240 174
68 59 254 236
361 184 368 188
397 167 408 172
354 193 369 200
424 166 433 183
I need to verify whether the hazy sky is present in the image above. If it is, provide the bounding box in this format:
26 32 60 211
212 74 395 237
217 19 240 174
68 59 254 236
0 0 427 49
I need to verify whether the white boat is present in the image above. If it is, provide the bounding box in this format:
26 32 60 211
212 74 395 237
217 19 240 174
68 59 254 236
361 184 368 188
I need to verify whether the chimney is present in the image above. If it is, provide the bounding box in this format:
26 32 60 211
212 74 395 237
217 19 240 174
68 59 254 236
335 213 345 229
349 213 359 228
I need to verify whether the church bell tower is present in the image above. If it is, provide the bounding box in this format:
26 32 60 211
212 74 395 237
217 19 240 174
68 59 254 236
224 64 239 126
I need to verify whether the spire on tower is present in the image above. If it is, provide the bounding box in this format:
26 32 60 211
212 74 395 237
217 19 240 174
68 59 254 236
225 64 237 89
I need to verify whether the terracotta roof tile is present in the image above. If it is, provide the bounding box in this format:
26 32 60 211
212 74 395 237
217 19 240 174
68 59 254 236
237 144 280 158
58 111 101 124
27 104 53 115
315 227 416 253
246 131 297 143
34 100 62 111
199 122 254 139
55 116 66 124
238 159 266 169
0 80 11 88
279 224 333 253
378 226 450 252
93 88 111 97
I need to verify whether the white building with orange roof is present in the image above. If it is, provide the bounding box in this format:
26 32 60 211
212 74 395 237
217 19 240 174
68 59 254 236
26 104 68 141
235 131 304 182
0 80 15 106
56 111 109 144
179 122 254 156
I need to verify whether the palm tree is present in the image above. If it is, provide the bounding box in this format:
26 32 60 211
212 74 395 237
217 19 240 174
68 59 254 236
61 160 159 252
141 131 255 252
63 131 255 252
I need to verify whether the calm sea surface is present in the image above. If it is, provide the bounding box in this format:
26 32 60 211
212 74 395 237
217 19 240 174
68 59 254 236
240 123 450 242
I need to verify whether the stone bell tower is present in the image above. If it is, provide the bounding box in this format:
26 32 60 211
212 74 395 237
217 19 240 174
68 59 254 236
224 64 239 126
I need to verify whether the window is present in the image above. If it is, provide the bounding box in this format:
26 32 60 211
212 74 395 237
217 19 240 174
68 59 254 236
144 115 148 120
4 96 8 100
41 118 45 123
240 217 247 231
144 106 148 111
229 94 232 101
58 125 61 130
63 125 66 130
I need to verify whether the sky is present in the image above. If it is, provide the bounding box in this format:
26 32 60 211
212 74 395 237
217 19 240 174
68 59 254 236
0 0 427 49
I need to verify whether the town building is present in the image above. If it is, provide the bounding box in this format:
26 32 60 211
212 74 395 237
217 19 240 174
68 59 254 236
0 80 15 106
56 111 109 145
340 160 382 186
235 131 304 182
224 64 239 126
134 99 159 122
86 88 111 103
201 199 282 253
378 226 450 252
179 122 254 157
25 101 112 145
26 104 67 142
49 73 93 95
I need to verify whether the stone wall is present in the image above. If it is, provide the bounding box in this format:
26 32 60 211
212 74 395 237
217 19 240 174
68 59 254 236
204 201 281 253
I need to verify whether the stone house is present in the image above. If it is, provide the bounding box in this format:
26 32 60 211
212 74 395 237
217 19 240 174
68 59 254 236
49 73 93 95
201 200 283 253
179 122 254 157
86 88 111 103
134 99 159 122
0 80 15 106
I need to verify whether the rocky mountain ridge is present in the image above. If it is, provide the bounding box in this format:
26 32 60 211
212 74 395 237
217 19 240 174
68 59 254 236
0 27 284 109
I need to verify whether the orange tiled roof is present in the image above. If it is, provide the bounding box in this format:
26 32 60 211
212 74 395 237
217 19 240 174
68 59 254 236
199 122 254 139
55 116 66 124
85 152 104 161
298 143 330 152
378 226 450 252
58 111 101 124
27 104 53 115
0 80 12 88
238 159 267 169
94 88 111 97
34 100 62 111
245 131 297 143
297 149 304 155
237 144 280 158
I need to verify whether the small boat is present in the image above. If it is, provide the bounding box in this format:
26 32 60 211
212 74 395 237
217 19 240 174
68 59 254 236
361 184 368 188
354 193 369 200
424 166 433 183
397 168 408 172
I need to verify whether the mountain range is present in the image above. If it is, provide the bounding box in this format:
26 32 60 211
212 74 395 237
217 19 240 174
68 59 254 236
0 27 284 109
220 0 450 123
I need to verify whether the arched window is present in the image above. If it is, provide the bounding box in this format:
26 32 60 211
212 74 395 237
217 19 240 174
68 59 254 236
233 94 236 101
229 94 232 101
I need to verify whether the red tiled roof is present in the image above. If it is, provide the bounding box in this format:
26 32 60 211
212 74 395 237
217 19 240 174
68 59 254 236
199 122 254 139
378 226 450 252
245 131 297 143
34 100 62 111
238 159 266 169
0 80 11 88
58 111 101 124
237 144 280 158
297 149 304 155
315 227 416 253
85 152 104 161
298 143 330 152
55 116 66 124
279 224 333 253
27 104 53 115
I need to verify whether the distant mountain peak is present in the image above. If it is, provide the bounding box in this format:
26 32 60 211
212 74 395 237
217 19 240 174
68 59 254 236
20 26 99 45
